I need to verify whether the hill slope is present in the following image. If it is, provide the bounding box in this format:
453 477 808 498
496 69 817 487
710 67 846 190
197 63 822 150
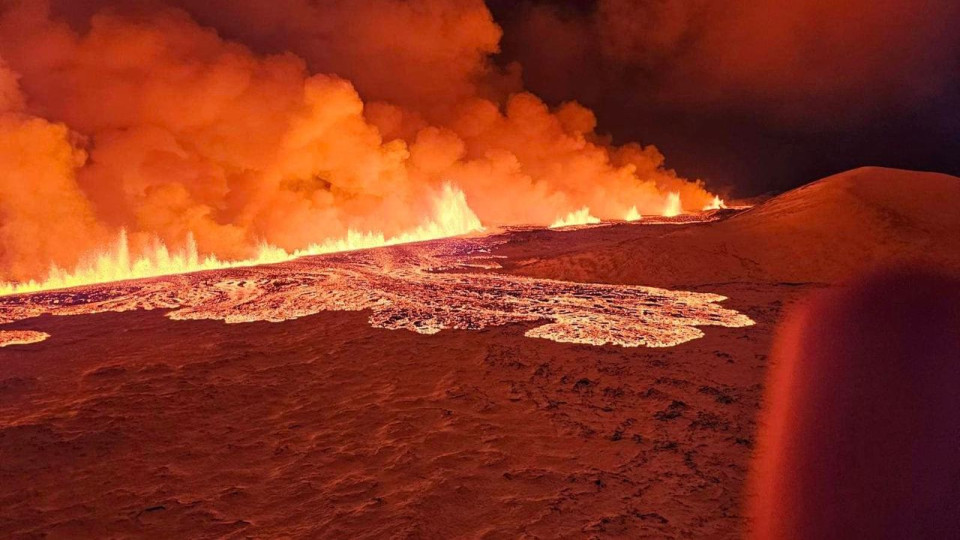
502 167 960 286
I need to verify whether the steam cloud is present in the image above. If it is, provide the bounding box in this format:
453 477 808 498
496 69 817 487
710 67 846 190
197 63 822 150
0 0 715 282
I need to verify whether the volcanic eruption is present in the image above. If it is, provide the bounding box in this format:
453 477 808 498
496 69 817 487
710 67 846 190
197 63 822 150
0 0 721 293
1 0 958 538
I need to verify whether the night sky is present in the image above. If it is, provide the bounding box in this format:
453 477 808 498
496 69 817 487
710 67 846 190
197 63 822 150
486 0 960 196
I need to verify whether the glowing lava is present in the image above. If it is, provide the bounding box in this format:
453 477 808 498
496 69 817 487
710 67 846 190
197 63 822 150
0 184 482 297
0 330 50 347
624 207 643 222
550 208 602 229
0 234 754 349
662 192 683 217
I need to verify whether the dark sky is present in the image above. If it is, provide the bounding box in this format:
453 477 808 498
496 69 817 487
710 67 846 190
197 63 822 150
486 0 960 196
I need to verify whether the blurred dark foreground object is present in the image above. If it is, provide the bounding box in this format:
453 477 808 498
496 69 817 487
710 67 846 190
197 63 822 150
749 266 960 539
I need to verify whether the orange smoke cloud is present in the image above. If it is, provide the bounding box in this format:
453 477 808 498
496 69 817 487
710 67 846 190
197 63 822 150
0 0 716 283
0 57 106 281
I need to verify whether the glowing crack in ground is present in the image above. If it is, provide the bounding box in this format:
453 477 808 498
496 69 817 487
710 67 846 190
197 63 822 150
0 235 754 348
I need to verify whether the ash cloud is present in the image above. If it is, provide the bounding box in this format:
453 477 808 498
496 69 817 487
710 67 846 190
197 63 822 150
0 0 713 282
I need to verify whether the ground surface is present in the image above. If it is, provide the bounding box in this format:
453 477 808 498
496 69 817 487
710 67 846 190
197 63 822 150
0 282 805 539
1 167 958 538
0 225 800 539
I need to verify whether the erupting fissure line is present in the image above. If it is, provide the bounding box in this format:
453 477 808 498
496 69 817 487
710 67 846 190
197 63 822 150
0 234 756 348
0 184 483 297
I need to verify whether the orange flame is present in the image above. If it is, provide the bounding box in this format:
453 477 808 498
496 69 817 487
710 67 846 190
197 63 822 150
0 184 482 296
624 206 642 221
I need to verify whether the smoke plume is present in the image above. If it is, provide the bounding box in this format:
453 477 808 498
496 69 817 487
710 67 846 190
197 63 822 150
0 0 714 283
501 0 959 124
492 0 960 193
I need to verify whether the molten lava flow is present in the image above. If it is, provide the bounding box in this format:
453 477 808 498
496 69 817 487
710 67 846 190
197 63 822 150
0 234 754 348
662 192 683 217
0 184 482 297
0 330 50 347
624 206 642 221
703 196 727 211
550 208 602 229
